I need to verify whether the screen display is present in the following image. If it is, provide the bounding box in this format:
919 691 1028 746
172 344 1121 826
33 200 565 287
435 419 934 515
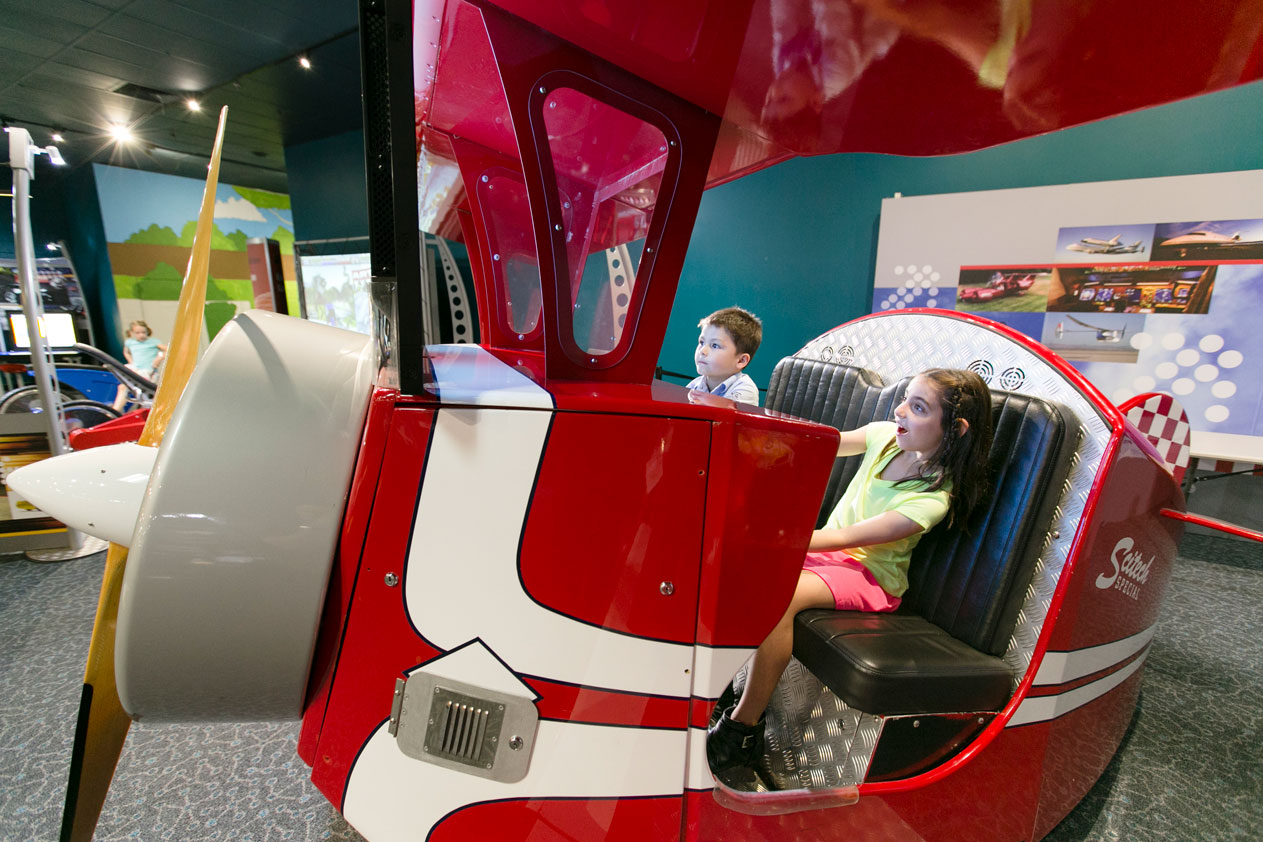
298 253 373 336
1154 288 1173 303
9 312 76 349
1095 288 1114 302
1079 288 1097 301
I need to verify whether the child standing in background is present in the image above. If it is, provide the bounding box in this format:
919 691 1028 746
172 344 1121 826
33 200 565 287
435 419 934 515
113 320 167 411
688 307 763 406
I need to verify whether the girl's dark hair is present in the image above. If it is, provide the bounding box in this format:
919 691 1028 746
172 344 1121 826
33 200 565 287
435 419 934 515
893 368 994 527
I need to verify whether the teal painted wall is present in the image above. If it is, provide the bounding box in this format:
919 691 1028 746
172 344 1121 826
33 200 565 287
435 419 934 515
663 80 1263 392
62 166 121 355
285 129 370 244
1 166 72 261
1 165 120 354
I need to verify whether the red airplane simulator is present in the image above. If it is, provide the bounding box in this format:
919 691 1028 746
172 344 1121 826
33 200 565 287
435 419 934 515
11 2 1263 841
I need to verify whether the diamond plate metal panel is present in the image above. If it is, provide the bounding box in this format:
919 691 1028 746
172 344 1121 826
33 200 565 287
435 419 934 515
732 659 884 791
797 313 1114 689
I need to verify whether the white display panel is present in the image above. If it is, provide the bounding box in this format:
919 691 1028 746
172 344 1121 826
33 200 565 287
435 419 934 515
9 312 77 349
874 169 1263 463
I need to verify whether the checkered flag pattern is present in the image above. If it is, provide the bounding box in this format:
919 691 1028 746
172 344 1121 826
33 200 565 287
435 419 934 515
1119 392 1191 485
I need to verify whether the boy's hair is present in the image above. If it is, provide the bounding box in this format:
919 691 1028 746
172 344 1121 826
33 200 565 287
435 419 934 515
698 307 762 358
129 320 152 337
894 368 994 527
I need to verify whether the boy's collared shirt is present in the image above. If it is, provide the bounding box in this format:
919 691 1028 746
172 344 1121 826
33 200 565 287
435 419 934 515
686 371 760 406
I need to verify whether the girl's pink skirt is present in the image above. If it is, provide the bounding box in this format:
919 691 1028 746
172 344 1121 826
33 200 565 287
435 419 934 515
802 550 901 612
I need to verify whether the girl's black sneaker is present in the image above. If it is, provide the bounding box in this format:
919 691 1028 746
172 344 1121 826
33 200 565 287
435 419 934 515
706 706 764 771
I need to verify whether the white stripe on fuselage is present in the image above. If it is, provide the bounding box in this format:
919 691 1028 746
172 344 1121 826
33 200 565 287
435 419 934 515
1032 624 1157 686
405 405 695 697
1008 646 1150 727
343 720 687 842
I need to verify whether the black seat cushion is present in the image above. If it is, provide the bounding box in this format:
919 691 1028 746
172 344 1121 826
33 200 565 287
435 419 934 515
793 611 1013 714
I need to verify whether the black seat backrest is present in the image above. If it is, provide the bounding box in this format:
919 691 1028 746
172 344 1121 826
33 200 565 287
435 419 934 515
766 356 1077 657
765 357 904 526
902 392 1075 655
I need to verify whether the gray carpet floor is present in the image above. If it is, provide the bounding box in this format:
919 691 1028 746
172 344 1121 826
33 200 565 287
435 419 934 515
1 533 1259 841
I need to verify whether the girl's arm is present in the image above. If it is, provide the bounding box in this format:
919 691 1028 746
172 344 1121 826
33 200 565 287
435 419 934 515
808 510 924 552
123 344 133 364
836 424 871 457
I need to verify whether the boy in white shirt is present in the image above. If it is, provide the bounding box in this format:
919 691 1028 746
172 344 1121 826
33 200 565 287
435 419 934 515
688 307 762 406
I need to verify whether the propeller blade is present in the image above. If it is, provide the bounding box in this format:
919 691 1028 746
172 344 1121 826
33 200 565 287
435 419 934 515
60 106 227 842
59 543 129 842
140 107 227 445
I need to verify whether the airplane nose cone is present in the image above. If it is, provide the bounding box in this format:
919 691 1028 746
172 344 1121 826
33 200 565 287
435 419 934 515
5 442 157 546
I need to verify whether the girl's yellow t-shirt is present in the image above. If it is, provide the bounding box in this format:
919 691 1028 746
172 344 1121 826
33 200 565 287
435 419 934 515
823 421 951 597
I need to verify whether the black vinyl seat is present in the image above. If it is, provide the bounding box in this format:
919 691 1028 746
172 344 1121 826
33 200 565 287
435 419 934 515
764 357 1077 716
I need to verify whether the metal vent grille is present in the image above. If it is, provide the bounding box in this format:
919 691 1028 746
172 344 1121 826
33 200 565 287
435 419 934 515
423 686 505 769
393 668 539 782
437 698 490 761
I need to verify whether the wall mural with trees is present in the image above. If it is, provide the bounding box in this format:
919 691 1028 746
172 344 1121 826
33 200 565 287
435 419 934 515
93 164 296 349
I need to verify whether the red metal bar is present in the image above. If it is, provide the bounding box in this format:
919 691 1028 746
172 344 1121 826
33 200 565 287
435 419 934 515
1160 508 1263 543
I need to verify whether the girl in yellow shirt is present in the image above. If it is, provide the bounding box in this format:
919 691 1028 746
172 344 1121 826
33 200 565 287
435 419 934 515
709 368 995 775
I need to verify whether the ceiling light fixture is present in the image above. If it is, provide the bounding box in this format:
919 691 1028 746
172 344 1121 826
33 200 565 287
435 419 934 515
298 55 313 70
51 132 65 143
108 123 134 144
186 98 201 112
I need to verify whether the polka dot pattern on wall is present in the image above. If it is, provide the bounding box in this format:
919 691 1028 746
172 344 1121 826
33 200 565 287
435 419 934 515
1219 350 1243 368
1125 330 1247 425
1205 405 1230 423
882 264 943 310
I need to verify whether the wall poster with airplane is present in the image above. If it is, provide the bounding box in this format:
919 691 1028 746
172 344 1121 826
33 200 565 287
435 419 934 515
872 170 1263 462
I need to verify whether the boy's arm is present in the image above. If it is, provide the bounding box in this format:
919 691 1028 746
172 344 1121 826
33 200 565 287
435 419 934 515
808 510 923 551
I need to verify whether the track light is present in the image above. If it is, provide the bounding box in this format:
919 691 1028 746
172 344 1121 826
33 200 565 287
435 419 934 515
108 123 134 144
186 98 201 112
298 55 312 70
